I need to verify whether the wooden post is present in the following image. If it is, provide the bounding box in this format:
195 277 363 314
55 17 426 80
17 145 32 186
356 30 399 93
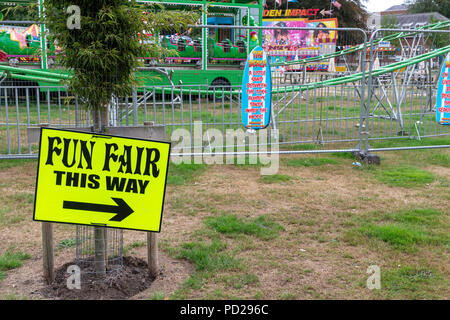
42 222 54 284
94 227 106 276
38 124 54 284
147 232 159 277
143 121 160 278
92 107 108 276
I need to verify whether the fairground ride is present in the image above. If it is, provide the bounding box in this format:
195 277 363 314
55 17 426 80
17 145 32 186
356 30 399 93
0 0 264 88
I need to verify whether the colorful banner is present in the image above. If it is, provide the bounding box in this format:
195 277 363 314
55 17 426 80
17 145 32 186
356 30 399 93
262 18 338 51
437 53 450 125
262 18 338 72
242 46 272 130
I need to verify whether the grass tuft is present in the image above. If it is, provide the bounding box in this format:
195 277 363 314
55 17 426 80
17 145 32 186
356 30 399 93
167 163 207 185
283 157 338 167
0 249 31 272
205 214 284 240
57 238 77 250
260 174 293 184
0 159 35 171
374 166 435 188
382 266 442 299
345 207 448 251
176 239 242 272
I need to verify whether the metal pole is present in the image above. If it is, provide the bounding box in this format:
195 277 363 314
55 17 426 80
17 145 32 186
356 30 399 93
38 0 48 70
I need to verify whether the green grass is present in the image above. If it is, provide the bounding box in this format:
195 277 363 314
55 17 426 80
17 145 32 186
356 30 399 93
369 136 450 149
280 143 321 151
345 208 449 252
0 159 35 171
205 214 284 240
425 153 450 168
383 208 443 226
151 292 167 300
0 249 31 272
124 241 146 254
57 238 77 250
382 266 442 299
166 163 207 185
175 239 242 273
169 239 244 299
356 224 442 249
217 273 259 290
374 166 435 188
330 152 357 159
283 157 338 167
5 193 34 206
1 292 29 300
0 206 23 226
0 192 34 226
260 174 293 184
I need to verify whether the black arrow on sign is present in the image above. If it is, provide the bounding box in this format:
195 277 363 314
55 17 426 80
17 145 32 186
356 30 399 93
63 198 134 222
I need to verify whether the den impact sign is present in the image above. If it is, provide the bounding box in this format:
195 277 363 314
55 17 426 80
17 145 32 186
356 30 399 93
33 128 171 232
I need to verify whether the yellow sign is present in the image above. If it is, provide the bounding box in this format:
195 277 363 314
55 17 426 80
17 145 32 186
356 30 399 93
33 128 171 232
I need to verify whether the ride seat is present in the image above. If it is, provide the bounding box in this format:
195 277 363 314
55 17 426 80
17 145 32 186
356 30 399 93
236 40 245 54
193 40 202 52
177 39 186 51
218 39 231 53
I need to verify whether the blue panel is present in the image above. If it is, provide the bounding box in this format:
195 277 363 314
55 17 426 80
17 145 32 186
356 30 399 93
437 53 450 125
241 46 272 130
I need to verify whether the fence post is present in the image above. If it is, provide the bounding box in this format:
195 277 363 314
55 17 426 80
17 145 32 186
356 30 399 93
147 232 159 277
132 87 138 126
42 222 54 284
37 123 55 284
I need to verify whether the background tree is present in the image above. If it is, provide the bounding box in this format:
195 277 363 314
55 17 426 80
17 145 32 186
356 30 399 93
265 0 369 45
1 2 37 25
4 0 198 275
380 14 401 47
406 0 450 19
406 1 449 52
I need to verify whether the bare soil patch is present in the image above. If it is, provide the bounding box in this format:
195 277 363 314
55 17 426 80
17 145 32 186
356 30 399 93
40 256 154 300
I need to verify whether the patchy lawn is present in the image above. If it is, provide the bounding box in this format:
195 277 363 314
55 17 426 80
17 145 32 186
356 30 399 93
0 138 449 300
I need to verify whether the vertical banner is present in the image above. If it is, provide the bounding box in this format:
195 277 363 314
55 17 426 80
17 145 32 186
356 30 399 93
437 53 450 125
242 46 272 130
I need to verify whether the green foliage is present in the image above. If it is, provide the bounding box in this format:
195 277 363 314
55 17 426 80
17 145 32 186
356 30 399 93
381 15 401 47
428 14 450 49
265 0 369 44
42 1 198 112
0 3 37 22
407 0 450 20
57 238 77 249
205 214 284 240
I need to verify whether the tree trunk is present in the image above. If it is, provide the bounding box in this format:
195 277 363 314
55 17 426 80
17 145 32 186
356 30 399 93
92 105 109 276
